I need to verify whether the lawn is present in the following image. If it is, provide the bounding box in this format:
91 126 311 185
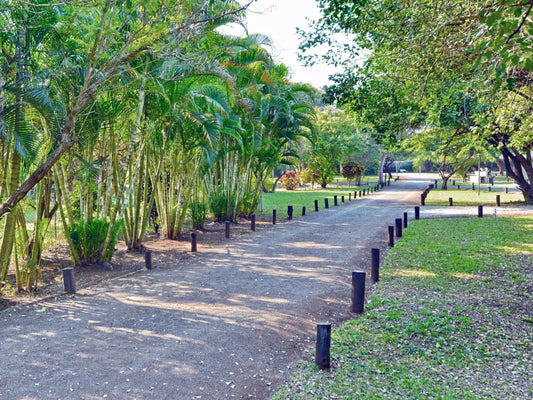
272 217 533 399
425 187 525 206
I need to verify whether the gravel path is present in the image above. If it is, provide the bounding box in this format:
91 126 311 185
1 175 507 400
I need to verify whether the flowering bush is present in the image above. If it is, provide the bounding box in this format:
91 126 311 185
279 170 301 190
342 161 366 185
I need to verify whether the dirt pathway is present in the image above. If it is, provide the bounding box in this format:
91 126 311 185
0 176 431 400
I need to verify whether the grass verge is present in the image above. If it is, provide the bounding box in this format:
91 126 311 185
426 188 525 206
272 217 533 399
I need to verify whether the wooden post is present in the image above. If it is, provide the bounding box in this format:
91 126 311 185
272 209 277 225
349 193 351 201
251 214 256 231
496 195 501 207
478 205 483 218
395 218 403 238
315 323 331 370
341 195 345 203
191 232 197 252
371 249 380 283
302 206 306 216
288 205 293 220
324 198 329 209
403 212 408 228
449 197 453 206
415 206 420 220
314 200 319 212
334 195 338 206
388 226 394 247
351 271 366 313
225 221 230 238
62 268 76 294
145 251 152 270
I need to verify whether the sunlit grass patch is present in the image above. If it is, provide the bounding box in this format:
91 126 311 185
272 217 533 400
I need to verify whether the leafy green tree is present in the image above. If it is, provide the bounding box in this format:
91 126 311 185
304 107 362 188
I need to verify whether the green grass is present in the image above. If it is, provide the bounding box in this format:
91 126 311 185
272 217 533 400
426 187 525 206
260 183 377 220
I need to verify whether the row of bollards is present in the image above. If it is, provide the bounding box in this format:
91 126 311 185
317 203 417 369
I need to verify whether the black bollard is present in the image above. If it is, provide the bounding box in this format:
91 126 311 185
435 179 438 186
388 226 394 247
334 195 338 206
288 205 293 220
315 323 331 370
395 218 403 238
145 251 152 270
453 180 456 186
506 187 509 194
488 186 491 192
225 221 230 238
371 248 380 283
273 209 277 225
314 199 319 212
302 206 306 216
349 193 351 201
457 185 461 190
363 189 366 196
449 197 453 207
496 195 501 207
62 268 76 294
478 205 483 218
325 198 329 209
251 214 256 231
341 195 345 203
415 206 420 220
191 232 197 252
403 212 408 228
351 271 366 313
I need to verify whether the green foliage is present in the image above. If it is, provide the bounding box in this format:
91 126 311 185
208 189 235 223
68 219 123 265
341 161 365 185
189 201 208 230
279 171 300 190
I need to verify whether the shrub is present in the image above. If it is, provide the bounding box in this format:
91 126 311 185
208 190 236 222
342 161 366 185
279 171 301 190
189 201 208 229
68 218 123 265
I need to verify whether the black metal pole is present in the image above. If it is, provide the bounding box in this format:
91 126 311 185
351 271 366 313
62 268 76 294
315 323 331 369
371 248 380 283
145 251 152 270
191 232 197 252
